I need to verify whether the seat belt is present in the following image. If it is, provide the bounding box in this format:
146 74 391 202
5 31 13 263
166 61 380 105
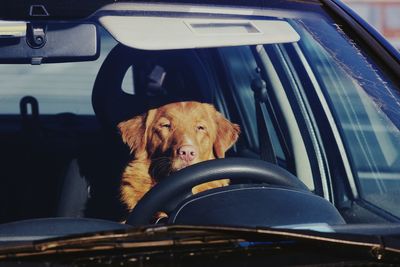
251 77 278 164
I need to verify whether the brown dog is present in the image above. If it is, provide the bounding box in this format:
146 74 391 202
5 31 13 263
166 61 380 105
118 101 240 212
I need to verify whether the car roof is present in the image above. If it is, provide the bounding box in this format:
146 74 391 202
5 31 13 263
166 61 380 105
0 0 322 20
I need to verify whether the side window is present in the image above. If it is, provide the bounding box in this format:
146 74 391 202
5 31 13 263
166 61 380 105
218 46 287 163
121 66 135 95
292 19 400 218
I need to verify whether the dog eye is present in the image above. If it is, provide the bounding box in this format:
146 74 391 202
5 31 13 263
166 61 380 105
197 125 206 131
161 123 171 128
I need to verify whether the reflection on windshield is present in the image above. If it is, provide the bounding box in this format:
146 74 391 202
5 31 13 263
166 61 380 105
296 18 400 217
0 30 117 115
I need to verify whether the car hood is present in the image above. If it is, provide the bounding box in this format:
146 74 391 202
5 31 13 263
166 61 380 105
0 224 400 265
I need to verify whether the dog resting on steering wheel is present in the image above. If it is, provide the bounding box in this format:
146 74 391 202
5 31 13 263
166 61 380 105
118 101 240 214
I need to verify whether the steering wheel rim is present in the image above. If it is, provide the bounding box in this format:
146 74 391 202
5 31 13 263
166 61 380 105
126 158 309 226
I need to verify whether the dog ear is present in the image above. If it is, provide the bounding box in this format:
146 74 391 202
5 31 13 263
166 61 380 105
213 111 240 158
118 115 146 154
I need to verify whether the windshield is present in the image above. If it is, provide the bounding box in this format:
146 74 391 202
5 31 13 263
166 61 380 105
217 16 400 218
0 0 399 247
0 29 117 115
292 18 400 217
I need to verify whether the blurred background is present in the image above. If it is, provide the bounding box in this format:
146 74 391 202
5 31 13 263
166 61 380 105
344 0 400 49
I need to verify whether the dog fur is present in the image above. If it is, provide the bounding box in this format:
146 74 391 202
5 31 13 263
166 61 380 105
118 101 240 211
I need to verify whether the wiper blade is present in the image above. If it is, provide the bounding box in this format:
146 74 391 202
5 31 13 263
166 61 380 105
0 226 247 258
0 225 398 262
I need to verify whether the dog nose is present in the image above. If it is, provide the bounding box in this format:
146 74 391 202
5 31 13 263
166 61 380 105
177 145 197 162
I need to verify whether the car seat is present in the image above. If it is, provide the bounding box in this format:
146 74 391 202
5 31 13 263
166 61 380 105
60 44 215 220
92 44 213 132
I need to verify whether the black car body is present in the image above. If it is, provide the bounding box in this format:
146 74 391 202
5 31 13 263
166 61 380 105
0 0 399 265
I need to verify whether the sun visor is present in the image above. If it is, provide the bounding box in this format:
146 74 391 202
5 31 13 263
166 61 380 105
99 16 300 50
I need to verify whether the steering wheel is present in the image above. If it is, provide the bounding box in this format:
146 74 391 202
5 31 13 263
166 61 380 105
126 158 309 226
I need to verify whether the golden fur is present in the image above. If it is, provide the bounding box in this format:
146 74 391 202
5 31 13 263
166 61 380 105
118 101 240 211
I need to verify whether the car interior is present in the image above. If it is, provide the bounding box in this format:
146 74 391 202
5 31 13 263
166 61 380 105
0 34 348 232
0 2 399 238
0 43 209 222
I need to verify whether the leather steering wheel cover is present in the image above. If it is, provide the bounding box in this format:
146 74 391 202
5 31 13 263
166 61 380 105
126 158 309 226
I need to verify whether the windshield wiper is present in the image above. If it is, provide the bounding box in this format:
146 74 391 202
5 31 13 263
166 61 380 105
1 225 247 258
0 225 399 264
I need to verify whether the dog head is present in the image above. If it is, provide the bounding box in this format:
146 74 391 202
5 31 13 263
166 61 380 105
118 101 240 179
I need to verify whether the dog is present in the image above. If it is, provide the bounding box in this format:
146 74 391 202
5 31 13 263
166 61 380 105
118 101 240 212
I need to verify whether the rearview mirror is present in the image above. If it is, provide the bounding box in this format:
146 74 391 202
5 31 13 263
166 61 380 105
0 21 99 64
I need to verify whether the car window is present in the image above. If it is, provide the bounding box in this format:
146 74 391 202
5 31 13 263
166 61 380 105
0 1 400 231
288 18 400 217
218 46 287 162
0 29 117 115
213 14 400 215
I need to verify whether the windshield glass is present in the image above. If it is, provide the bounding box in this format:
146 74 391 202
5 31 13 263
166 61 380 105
0 29 117 115
0 1 399 243
292 18 400 217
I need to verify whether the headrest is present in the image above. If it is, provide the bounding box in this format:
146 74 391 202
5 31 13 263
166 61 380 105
92 44 208 131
